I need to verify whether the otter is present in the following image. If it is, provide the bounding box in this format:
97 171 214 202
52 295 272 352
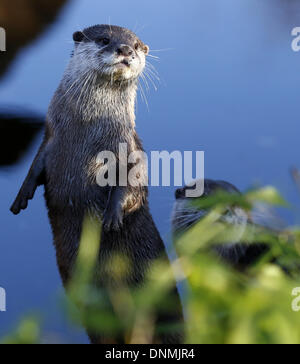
11 25 183 344
172 179 268 271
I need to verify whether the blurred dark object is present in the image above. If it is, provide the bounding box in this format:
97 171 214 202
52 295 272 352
0 112 44 167
0 0 69 78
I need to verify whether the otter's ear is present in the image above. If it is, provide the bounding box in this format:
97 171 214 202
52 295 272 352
143 45 150 55
73 31 85 43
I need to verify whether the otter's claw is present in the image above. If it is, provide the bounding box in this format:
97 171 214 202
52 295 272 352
10 184 36 215
103 206 124 231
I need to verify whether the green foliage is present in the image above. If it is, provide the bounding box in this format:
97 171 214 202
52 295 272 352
3 186 300 344
177 186 300 344
1 316 41 344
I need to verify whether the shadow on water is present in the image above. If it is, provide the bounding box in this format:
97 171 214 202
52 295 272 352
0 111 44 167
0 0 70 79
0 1 67 167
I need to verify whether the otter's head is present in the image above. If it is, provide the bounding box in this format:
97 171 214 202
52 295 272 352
72 25 149 83
172 179 249 239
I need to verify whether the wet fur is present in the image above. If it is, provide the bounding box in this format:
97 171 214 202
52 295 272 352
11 25 183 344
172 179 268 271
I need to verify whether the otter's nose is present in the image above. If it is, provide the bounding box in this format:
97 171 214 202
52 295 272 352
117 45 134 57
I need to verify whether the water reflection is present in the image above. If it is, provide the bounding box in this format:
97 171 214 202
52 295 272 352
0 0 69 78
0 112 43 167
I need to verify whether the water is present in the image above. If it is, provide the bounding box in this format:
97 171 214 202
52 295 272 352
0 0 300 343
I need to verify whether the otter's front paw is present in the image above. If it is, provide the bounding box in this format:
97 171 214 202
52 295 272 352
10 184 36 215
103 205 124 231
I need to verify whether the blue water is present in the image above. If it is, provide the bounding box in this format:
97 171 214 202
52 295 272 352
1 0 300 343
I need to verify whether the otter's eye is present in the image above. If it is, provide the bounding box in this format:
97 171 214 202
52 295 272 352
134 43 139 51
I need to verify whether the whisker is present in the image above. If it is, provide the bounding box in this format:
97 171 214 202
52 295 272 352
138 81 149 110
133 21 139 33
76 72 94 112
135 23 148 34
140 73 150 92
82 30 95 43
143 72 158 91
146 62 161 79
147 54 160 60
149 48 174 52
145 68 160 82
60 69 91 104
108 17 113 36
